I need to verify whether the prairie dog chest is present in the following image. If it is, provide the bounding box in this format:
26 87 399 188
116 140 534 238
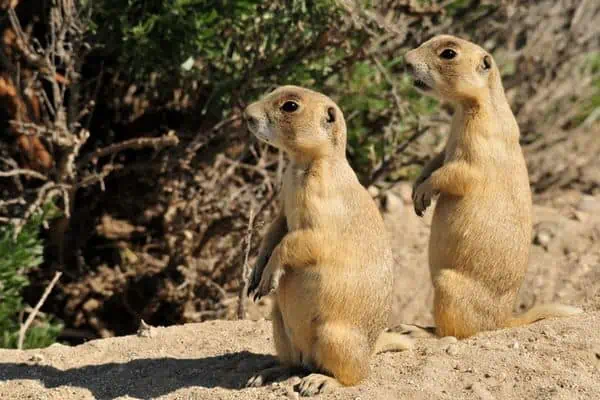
444 124 467 163
282 164 328 231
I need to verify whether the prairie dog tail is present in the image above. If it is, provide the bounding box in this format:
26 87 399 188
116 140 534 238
374 331 413 354
507 303 583 328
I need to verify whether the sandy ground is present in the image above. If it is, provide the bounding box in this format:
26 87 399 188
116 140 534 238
1 185 599 400
0 314 598 400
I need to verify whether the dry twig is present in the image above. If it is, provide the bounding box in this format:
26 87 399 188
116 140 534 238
78 133 180 167
237 208 255 319
12 181 69 239
0 168 47 180
367 125 430 187
18 271 63 350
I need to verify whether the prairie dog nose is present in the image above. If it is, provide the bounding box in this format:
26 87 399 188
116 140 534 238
243 109 258 131
404 50 417 75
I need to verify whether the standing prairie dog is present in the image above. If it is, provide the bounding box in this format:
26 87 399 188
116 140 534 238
243 85 411 396
406 35 582 339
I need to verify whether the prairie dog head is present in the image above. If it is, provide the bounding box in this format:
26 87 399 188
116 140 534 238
404 35 500 104
243 85 347 160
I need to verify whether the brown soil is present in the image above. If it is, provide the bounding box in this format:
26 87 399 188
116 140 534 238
1 184 599 399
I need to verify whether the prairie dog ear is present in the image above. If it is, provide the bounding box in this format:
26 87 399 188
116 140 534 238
480 54 492 72
326 106 336 123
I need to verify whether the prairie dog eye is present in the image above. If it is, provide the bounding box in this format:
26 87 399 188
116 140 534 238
440 49 457 60
482 55 492 70
281 101 299 112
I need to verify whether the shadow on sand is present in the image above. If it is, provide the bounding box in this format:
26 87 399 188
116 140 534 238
0 351 279 398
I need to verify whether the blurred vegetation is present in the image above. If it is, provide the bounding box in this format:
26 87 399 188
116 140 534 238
0 0 598 347
0 205 62 349
85 0 438 181
575 51 600 127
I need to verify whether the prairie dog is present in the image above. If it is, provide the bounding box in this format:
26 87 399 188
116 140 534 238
406 35 582 339
243 85 411 396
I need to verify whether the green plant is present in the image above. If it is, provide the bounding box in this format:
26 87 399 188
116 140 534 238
87 0 440 183
0 204 63 349
574 52 600 126
91 1 342 109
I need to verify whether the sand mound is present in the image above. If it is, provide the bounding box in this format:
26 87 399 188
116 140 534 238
0 313 599 399
1 186 598 399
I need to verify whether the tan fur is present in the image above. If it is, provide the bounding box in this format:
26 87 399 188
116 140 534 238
243 86 411 396
406 35 582 339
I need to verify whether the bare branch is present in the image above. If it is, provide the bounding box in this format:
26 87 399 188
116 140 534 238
60 129 90 182
18 272 62 350
8 121 54 137
367 125 430 187
0 197 26 208
78 133 180 167
0 169 47 181
0 217 22 224
237 208 254 319
371 55 407 115
12 181 69 239
76 163 124 189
